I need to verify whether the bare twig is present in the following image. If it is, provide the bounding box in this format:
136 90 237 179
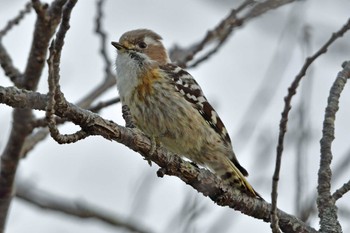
317 61 350 232
271 18 350 231
20 129 50 157
169 0 295 68
243 0 295 20
89 97 120 112
45 0 90 144
332 180 350 201
46 43 89 144
15 181 153 233
0 1 31 83
0 85 318 233
0 42 23 84
0 1 31 84
169 6 244 68
21 67 116 156
0 2 32 39
95 0 112 77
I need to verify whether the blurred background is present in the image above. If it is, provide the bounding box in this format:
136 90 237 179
1 0 350 232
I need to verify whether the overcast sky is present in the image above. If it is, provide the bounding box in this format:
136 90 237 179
1 0 350 232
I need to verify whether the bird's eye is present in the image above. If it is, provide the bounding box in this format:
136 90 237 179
137 41 147 49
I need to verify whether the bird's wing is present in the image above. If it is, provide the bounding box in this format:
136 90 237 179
160 64 232 145
160 63 249 176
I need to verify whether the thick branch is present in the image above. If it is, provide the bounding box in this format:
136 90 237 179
0 85 317 233
0 1 73 231
21 0 67 90
317 61 350 232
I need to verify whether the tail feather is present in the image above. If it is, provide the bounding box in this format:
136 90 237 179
218 157 261 199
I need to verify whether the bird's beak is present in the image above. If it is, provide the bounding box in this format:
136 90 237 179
111 41 126 50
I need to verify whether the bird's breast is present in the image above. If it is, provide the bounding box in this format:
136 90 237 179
134 68 161 101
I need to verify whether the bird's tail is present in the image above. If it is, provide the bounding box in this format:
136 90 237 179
212 156 261 199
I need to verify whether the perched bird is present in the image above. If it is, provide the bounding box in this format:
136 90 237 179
112 29 258 197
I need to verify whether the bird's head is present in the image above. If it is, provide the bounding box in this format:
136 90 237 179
111 29 170 65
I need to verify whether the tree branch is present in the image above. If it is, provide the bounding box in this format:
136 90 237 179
243 0 295 20
0 2 32 39
0 1 32 84
0 85 317 233
15 181 153 233
0 43 23 85
19 73 117 158
169 3 246 68
169 0 295 68
271 18 350 231
332 180 350 201
45 0 88 144
21 0 67 90
0 0 73 230
95 0 112 78
317 61 350 232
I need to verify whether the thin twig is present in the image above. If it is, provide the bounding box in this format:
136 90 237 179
243 0 295 20
89 97 120 112
15 181 153 233
0 1 31 83
187 0 261 69
332 180 350 201
169 6 244 68
270 18 350 231
317 61 350 232
169 0 294 68
95 0 112 78
46 42 89 143
0 2 32 39
0 42 23 84
45 0 89 144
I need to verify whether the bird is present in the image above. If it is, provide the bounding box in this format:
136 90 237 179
111 29 259 197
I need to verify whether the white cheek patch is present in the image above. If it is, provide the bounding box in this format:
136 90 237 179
144 36 160 46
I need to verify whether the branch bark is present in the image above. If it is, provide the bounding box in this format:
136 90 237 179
0 0 75 231
317 61 350 232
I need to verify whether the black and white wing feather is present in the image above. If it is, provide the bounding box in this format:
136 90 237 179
161 63 249 177
161 64 231 145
